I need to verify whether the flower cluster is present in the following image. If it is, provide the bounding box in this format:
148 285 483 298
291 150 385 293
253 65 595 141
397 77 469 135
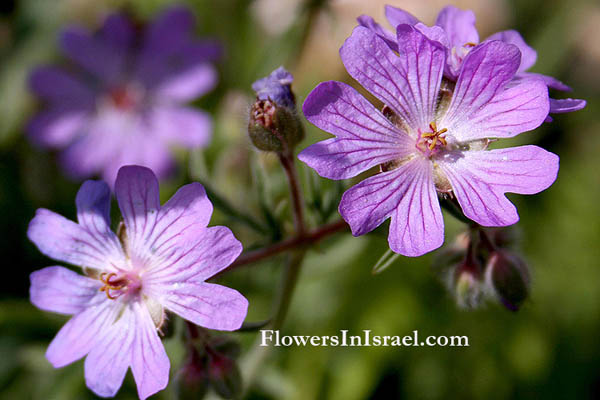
29 166 248 399
299 12 563 256
28 7 221 185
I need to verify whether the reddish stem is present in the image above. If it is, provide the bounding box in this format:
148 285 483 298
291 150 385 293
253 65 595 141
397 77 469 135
211 219 348 279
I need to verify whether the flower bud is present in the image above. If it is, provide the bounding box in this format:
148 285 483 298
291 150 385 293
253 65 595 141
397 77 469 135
175 352 209 400
248 67 304 152
252 66 295 108
453 260 483 309
208 352 242 399
486 251 530 311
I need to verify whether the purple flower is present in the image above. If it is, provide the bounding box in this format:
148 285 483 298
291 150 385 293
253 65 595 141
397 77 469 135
28 7 222 185
251 66 296 109
28 166 248 399
298 25 559 256
358 5 586 116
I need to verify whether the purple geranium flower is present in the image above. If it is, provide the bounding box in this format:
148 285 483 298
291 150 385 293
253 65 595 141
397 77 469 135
299 25 559 256
28 165 248 399
251 66 295 109
358 5 586 116
28 7 221 185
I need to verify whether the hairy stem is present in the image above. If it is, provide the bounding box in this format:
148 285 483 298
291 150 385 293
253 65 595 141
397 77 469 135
279 151 306 235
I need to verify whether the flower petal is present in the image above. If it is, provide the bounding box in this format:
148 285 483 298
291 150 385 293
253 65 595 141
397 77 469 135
84 304 135 397
300 81 412 179
549 98 587 114
384 5 419 27
28 208 123 271
486 30 537 72
438 146 559 226
153 63 217 102
445 78 549 141
59 27 124 83
357 15 398 51
339 157 444 256
441 40 522 141
150 106 213 148
46 296 119 368
28 66 95 105
76 180 124 253
145 226 242 285
100 14 135 53
520 72 572 91
434 6 479 49
30 266 100 315
134 182 215 268
340 25 446 133
27 108 89 148
115 165 161 259
130 302 169 400
158 281 248 331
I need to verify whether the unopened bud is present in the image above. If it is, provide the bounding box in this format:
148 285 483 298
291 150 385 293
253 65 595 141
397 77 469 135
249 67 304 152
486 251 530 311
176 353 209 400
454 261 483 309
208 352 242 399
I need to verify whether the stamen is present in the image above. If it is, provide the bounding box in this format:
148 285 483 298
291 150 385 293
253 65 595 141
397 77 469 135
416 121 448 156
99 272 128 300
464 42 477 48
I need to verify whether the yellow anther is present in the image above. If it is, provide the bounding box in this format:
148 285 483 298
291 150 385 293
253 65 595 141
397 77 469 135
99 272 127 300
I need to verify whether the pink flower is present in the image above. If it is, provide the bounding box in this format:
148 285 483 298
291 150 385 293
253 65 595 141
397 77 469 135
299 25 559 256
28 166 247 399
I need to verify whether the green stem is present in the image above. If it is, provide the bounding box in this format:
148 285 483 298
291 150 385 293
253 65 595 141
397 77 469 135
272 250 306 329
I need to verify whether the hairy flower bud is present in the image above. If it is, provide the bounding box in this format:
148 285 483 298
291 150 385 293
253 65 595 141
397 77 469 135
486 251 530 311
249 67 304 152
453 260 483 309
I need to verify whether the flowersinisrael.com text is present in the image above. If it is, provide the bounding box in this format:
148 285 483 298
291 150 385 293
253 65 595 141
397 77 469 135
259 330 469 347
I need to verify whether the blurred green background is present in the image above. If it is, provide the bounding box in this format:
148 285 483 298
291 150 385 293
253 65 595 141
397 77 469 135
1 0 599 399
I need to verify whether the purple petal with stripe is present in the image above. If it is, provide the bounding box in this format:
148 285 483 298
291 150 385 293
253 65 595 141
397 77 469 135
434 6 479 49
28 208 124 271
115 165 161 259
441 41 522 141
145 226 242 286
299 81 412 179
357 15 398 51
130 302 170 400
155 281 248 331
438 146 559 226
30 266 100 315
339 157 444 256
442 78 549 141
385 5 419 27
340 25 446 133
486 30 537 73
549 98 586 114
84 304 135 397
520 72 572 91
46 296 119 368
130 182 215 269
